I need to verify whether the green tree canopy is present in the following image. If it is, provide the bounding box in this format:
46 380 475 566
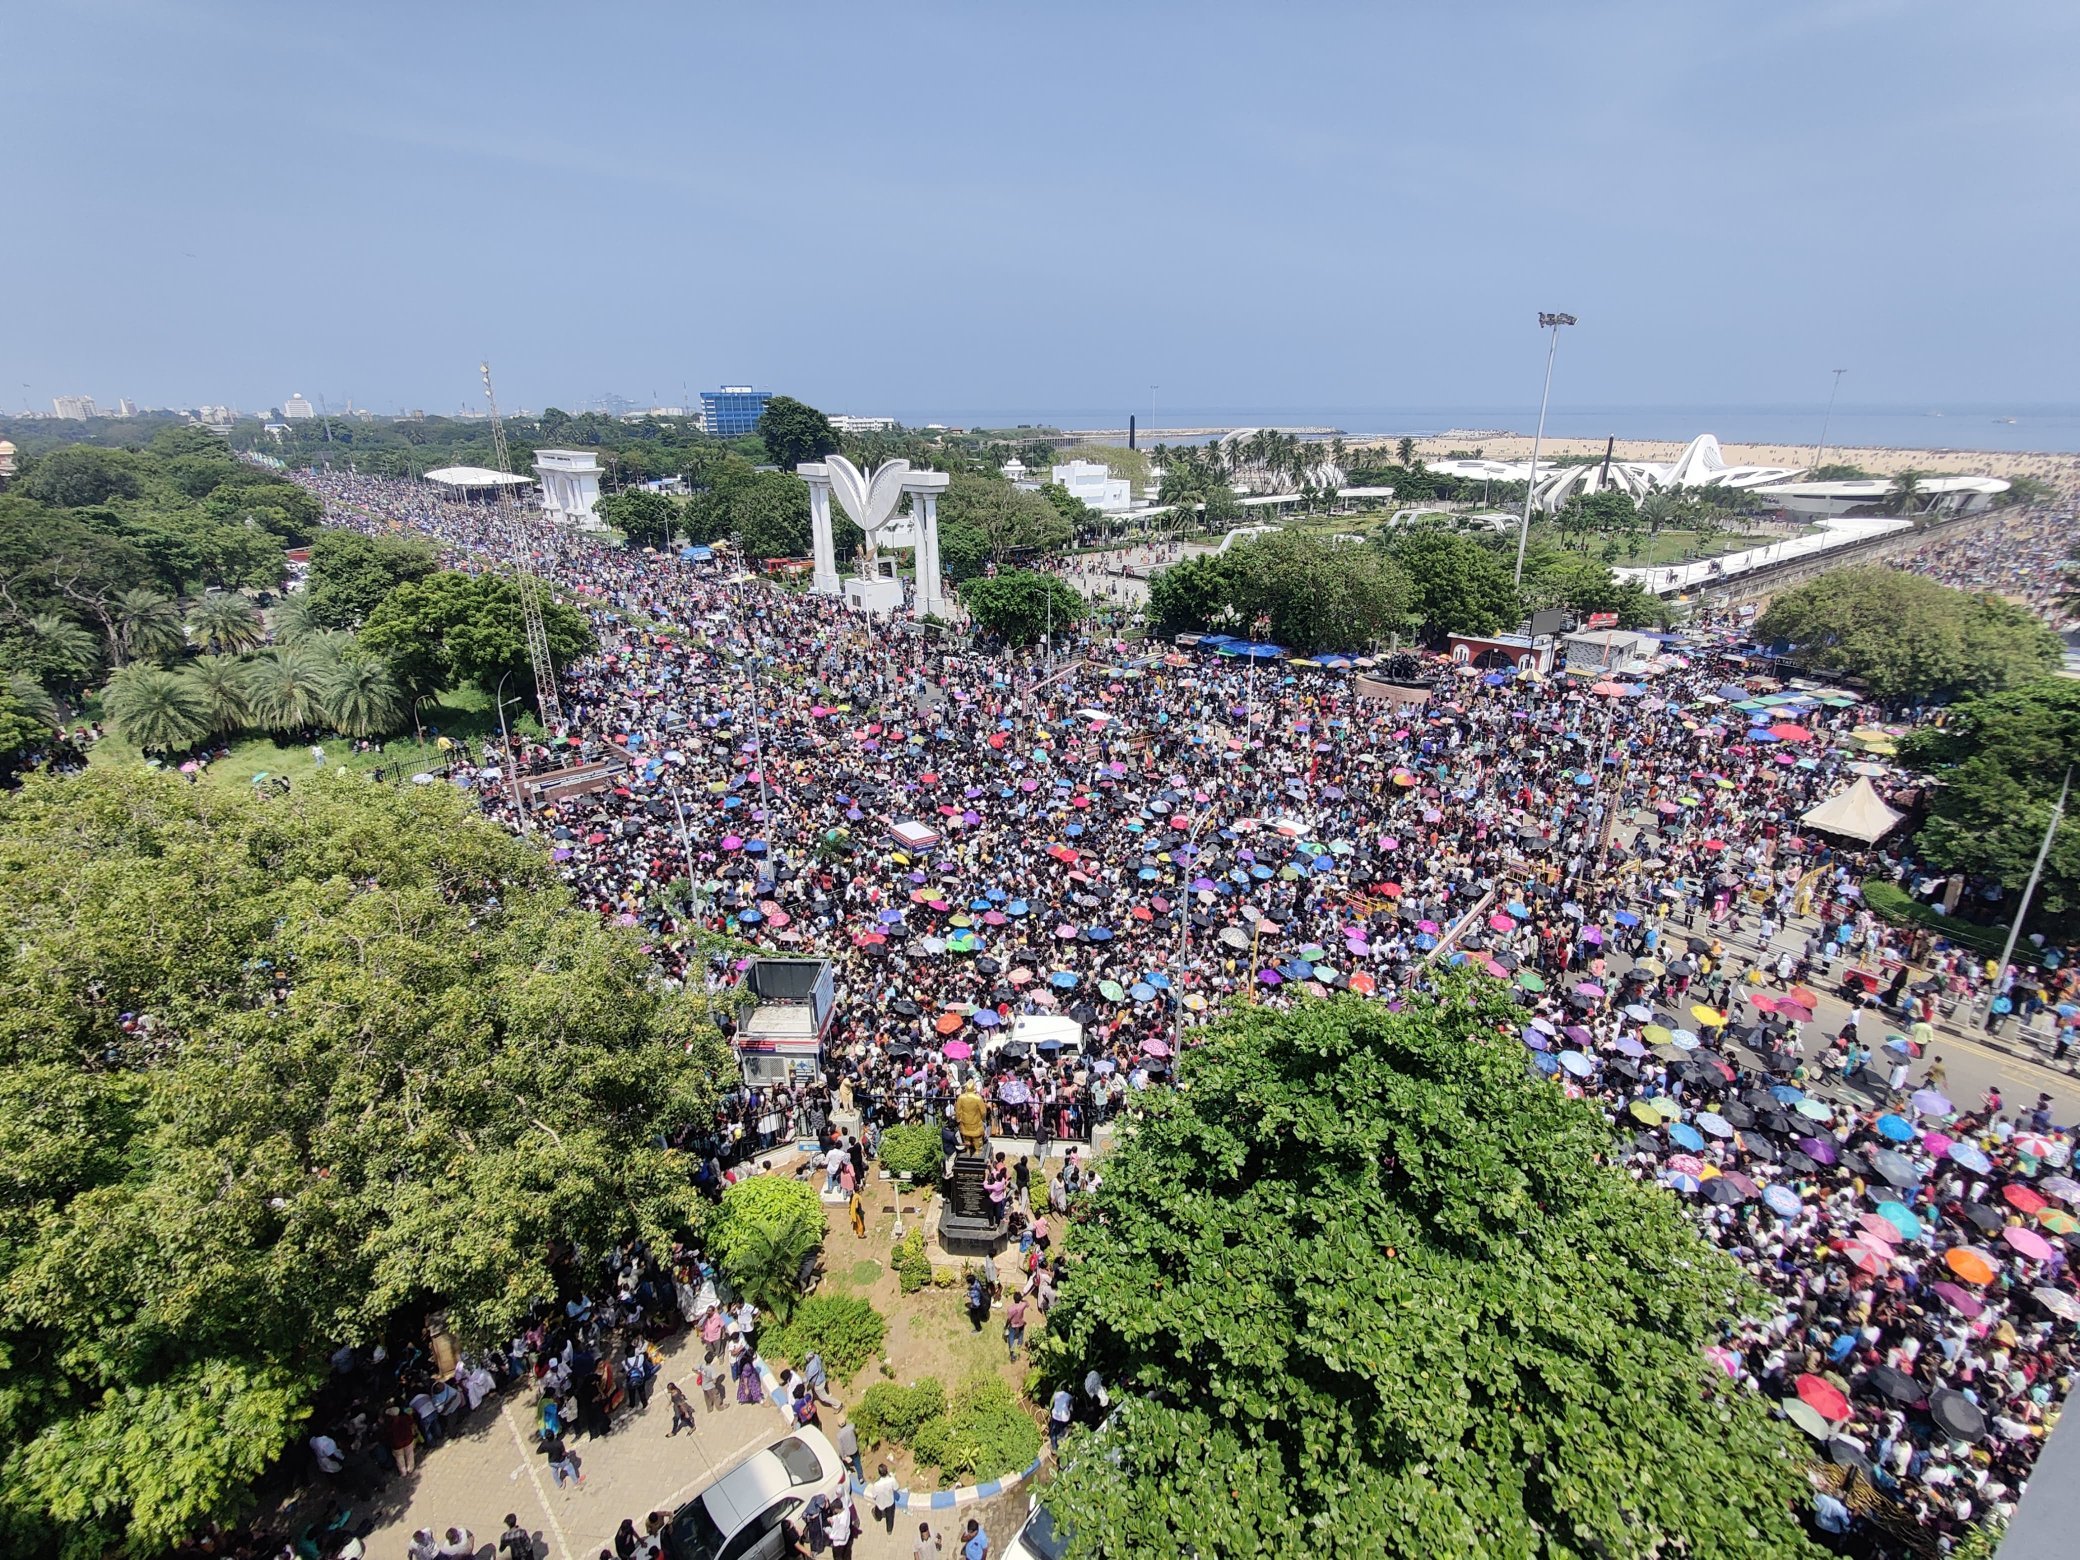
1041 986 1818 1559
0 772 733 1557
594 489 682 548
1754 566 2061 702
754 395 841 470
1146 531 1413 653
708 1176 826 1321
936 473 1074 580
1383 526 1523 640
1897 679 2080 923
359 570 597 702
1522 551 1659 628
304 529 438 630
959 570 1087 646
18 446 143 508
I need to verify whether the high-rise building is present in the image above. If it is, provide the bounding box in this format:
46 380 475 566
282 393 316 420
52 395 97 420
116 398 139 417
701 386 771 439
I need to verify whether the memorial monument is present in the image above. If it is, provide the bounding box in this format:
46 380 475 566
797 455 951 619
937 1081 1006 1254
534 449 605 530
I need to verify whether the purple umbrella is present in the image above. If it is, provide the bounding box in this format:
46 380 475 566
1798 1136 1839 1166
1580 926 1604 945
1613 1035 1647 1058
1563 1025 1594 1045
1257 968 1283 986
1928 1281 1984 1318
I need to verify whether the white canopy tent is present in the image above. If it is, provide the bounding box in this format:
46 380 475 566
1800 777 1905 844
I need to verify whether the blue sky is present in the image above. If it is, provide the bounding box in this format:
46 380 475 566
5 0 2076 421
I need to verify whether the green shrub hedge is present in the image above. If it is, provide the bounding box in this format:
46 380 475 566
852 1375 1042 1486
752 1295 887 1384
854 1377 946 1447
878 1123 946 1185
1860 878 2036 965
892 1226 933 1294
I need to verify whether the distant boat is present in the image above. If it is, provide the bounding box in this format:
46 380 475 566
1994 417 2018 424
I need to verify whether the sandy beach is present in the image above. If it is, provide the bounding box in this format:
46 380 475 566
1377 432 2080 488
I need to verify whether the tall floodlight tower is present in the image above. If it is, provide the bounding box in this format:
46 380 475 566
479 361 563 731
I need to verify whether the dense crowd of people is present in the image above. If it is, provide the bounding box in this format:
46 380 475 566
289 469 2077 1555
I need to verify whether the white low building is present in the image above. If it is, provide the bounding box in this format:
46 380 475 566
1051 459 1135 512
533 449 605 529
1747 474 2009 519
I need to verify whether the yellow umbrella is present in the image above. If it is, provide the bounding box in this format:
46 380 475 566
1629 1100 1661 1125
1691 1004 1727 1028
1637 957 1666 975
1643 1023 1673 1044
1651 1097 1682 1120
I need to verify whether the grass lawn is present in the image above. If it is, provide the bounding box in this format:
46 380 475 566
86 686 525 798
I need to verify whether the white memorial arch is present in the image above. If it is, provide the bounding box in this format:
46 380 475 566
798 456 951 619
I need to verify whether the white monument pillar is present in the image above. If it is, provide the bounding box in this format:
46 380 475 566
901 471 952 620
797 463 841 595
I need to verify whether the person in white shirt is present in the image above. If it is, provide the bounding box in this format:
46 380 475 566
867 1464 900 1534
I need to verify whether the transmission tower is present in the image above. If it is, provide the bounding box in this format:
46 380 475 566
479 360 564 731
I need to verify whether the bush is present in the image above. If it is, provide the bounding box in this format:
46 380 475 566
753 1296 887 1384
710 1176 826 1320
892 1227 933 1294
1860 878 2037 965
878 1123 946 1186
908 1378 1044 1484
855 1377 946 1448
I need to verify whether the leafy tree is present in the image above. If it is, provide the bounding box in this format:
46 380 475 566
1038 481 1101 536
10 613 100 690
1754 566 2060 701
1395 436 1417 467
594 489 681 548
1888 470 1926 515
0 685 51 774
1807 464 1874 483
0 772 733 1556
754 395 840 470
304 530 437 630
18 446 142 508
101 664 210 752
1385 527 1523 640
959 570 1086 646
1145 533 1411 653
753 1296 888 1383
1040 986 1819 1559
1898 680 2080 922
877 1122 948 1186
359 571 596 703
183 654 253 734
707 1176 825 1320
936 473 1074 576
187 592 264 654
1523 552 1657 628
698 467 815 562
318 655 405 739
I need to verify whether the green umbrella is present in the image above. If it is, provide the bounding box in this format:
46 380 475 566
1098 979 1127 1002
1516 971 1546 992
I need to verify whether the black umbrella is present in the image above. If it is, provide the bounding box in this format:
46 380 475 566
1783 1150 1820 1174
1632 1132 1663 1155
886 1041 915 1058
1741 1135 1779 1163
1702 1177 1747 1205
975 956 1001 976
1760 1111 1797 1138
1928 1388 1986 1443
1838 1149 1875 1180
889 997 920 1018
1687 936 1711 953
1605 1058 1640 1080
1720 1102 1756 1128
1960 1202 2004 1235
1826 1439 1876 1484
1861 1366 1921 1405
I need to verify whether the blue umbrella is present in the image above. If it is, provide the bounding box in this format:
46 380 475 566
1144 972 1171 989
1770 1084 1805 1106
1065 823 1084 837
1129 982 1156 1003
1763 1185 1802 1217
737 909 763 924
972 1009 1001 1028
1006 899 1030 916
1250 864 1273 880
1137 867 1159 881
1613 910 1640 926
1048 971 1078 989
1558 1051 1593 1077
1531 1052 1560 1075
1668 1122 1707 1152
1948 1142 1993 1175
1085 926 1114 942
1507 900 1530 917
1876 1201 1923 1240
1522 1028 1550 1052
1874 1113 1915 1142
1662 1172 1702 1194
1279 961 1314 981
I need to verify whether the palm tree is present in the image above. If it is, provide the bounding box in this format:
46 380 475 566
7 671 58 731
1638 491 1679 536
319 657 403 738
183 654 253 734
103 665 210 753
114 588 187 666
1888 470 1926 516
1396 436 1418 468
26 613 100 680
188 592 264 654
240 645 329 733
271 592 323 645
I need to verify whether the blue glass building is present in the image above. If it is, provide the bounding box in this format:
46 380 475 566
702 386 771 438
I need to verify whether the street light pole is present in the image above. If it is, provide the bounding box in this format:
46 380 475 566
1173 809 1217 1046
1514 312 1575 586
1988 767 2070 1019
1814 368 1848 472
493 670 530 836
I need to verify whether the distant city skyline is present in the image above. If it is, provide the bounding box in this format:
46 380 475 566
5 2 2075 421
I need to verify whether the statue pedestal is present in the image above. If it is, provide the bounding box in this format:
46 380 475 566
843 572 904 617
936 1152 1005 1255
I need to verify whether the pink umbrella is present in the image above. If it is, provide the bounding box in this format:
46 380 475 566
2003 1225 2056 1262
1923 1132 1954 1157
942 1039 973 1060
1857 1214 1901 1246
1054 923 1078 939
1488 912 1516 932
1417 920 1441 935
1141 1038 1171 1058
1575 981 1605 998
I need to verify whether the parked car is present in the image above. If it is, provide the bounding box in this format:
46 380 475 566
1003 1494 1072 1560
662 1428 845 1560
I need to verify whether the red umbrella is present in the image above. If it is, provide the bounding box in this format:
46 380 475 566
1768 724 1813 743
1796 1373 1850 1422
2004 1184 2049 1215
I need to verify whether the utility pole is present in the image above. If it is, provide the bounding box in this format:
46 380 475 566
1814 368 1848 472
481 360 563 731
1989 767 2070 1015
1514 312 1575 586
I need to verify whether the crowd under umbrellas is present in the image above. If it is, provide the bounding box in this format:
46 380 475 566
299 471 2075 1552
